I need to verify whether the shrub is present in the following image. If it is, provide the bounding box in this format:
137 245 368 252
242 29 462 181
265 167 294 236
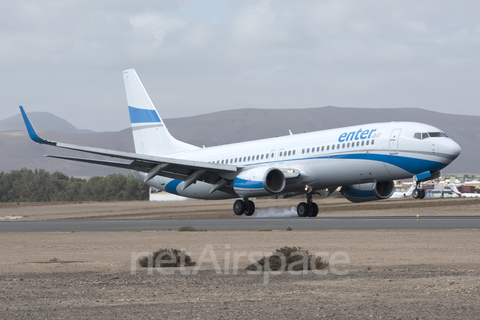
138 248 196 268
246 246 328 271
178 226 198 231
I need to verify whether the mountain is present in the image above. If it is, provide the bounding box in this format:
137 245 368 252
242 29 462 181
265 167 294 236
0 112 93 134
0 107 477 176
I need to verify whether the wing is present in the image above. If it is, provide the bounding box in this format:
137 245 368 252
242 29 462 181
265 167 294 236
19 106 238 191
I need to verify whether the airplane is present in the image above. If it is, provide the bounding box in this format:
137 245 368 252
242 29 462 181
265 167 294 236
19 69 462 217
390 183 415 199
448 184 480 198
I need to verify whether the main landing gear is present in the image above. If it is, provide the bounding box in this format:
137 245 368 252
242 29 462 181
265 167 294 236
233 198 256 216
297 192 318 217
412 181 426 199
232 193 319 218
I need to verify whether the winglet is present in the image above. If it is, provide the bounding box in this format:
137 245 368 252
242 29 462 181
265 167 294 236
19 106 56 145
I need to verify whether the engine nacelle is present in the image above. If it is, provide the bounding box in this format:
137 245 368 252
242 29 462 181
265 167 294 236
233 167 286 197
341 180 395 203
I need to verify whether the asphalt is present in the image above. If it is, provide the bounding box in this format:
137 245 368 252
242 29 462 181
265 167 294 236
1 216 480 232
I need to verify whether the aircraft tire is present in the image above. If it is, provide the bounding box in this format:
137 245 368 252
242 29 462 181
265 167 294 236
308 203 319 217
297 202 308 217
233 200 245 216
244 200 256 216
412 188 420 199
419 189 426 199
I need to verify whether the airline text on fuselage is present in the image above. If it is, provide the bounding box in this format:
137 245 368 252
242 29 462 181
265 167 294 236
338 128 381 143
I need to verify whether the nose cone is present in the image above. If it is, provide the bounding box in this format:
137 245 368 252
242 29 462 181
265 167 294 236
444 139 462 161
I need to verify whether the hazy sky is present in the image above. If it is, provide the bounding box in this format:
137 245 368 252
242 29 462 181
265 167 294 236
2 0 480 131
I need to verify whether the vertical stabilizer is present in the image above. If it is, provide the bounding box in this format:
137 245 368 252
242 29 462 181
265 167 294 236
123 69 198 156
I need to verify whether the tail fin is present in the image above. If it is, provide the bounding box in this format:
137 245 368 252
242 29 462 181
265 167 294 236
123 69 198 156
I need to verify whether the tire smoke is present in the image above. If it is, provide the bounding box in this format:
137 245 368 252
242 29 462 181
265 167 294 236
254 206 297 218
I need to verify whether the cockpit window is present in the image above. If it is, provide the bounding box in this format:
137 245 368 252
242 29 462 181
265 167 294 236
429 132 448 138
414 132 448 140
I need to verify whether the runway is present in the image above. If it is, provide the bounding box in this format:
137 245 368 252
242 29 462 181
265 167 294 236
1 216 480 232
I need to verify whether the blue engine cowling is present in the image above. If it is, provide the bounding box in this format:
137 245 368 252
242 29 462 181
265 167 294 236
340 181 395 203
233 167 286 197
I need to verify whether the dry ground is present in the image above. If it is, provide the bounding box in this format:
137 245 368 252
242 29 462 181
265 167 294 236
1 197 480 220
1 198 480 318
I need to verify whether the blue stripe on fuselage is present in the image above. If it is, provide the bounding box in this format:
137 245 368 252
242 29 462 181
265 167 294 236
242 153 445 175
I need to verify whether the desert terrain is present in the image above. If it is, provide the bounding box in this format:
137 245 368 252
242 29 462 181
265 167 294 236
1 198 479 319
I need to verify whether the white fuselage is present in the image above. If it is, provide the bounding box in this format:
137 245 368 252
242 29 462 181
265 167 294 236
135 121 461 200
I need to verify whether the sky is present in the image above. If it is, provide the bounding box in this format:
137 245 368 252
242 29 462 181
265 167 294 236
1 0 480 132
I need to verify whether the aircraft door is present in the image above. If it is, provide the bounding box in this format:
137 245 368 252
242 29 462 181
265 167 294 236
389 129 402 154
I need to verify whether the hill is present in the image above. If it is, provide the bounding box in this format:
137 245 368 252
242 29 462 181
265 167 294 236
0 112 93 134
0 107 477 176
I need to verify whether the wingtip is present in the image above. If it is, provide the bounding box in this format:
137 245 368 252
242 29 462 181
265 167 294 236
19 106 56 145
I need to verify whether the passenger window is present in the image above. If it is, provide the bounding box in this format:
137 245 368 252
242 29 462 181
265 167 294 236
327 145 330 151
221 160 224 164
342 143 345 148
337 144 340 149
361 141 364 146
261 154 264 160
256 155 259 160
332 145 335 150
271 152 274 158
302 148 305 154
347 142 350 148
247 156 250 161
316 147 320 152
243 157 246 162
279 151 283 157
306 148 310 153
356 141 360 147
293 150 296 155
265 154 268 159
366 140 369 145
371 139 375 145
288 150 291 156
321 146 324 151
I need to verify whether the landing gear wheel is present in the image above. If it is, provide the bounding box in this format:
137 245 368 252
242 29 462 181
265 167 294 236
308 203 319 217
412 188 421 199
419 189 426 199
297 202 308 217
233 200 245 216
244 200 256 216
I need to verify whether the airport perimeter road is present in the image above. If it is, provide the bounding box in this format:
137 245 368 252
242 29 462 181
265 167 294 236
1 216 480 232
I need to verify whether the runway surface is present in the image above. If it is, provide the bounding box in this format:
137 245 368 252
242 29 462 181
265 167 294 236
1 216 480 232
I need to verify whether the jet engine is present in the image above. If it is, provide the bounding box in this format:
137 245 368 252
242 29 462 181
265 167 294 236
340 180 395 203
233 167 286 197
